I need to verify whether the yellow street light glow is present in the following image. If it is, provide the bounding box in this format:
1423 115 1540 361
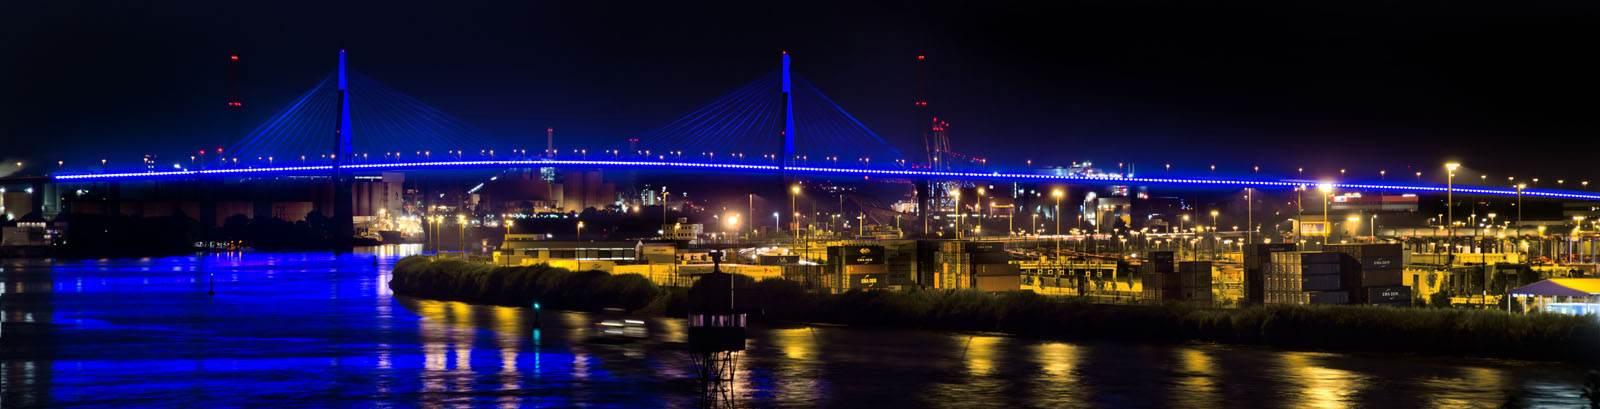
1317 183 1333 193
1051 189 1063 198
1445 163 1460 171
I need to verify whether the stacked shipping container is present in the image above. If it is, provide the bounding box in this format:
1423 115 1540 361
1179 261 1213 303
1243 243 1298 304
1140 251 1177 302
1324 243 1408 305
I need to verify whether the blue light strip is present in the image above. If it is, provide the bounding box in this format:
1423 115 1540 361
51 160 1600 200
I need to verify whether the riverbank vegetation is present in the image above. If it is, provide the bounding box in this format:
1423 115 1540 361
390 256 1599 363
389 256 660 311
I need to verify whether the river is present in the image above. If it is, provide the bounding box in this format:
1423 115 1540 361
1 246 1590 408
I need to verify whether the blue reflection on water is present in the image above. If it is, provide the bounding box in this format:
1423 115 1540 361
2 248 697 408
1 247 1591 408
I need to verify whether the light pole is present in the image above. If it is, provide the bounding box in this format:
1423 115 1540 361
662 189 672 232
1370 214 1377 239
790 185 800 242
1446 163 1460 256
1245 188 1253 245
1318 183 1333 248
1052 189 1064 259
953 190 962 240
576 221 584 241
1210 210 1219 259
457 215 467 255
1515 183 1525 226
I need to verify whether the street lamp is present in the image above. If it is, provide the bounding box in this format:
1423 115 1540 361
790 185 801 242
1318 183 1333 248
952 190 962 240
1052 189 1064 259
576 221 584 241
1446 163 1460 253
1515 183 1525 225
457 215 467 254
1210 210 1219 258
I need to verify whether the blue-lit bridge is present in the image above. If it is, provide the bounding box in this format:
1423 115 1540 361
39 50 1600 201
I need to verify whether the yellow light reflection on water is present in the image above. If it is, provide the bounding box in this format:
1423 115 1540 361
1171 347 1220 409
964 336 1003 377
1029 342 1088 408
1420 366 1509 408
1278 352 1369 409
769 327 823 403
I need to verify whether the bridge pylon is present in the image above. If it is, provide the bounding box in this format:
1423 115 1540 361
332 50 355 249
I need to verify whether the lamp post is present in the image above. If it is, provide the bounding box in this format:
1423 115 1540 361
1210 210 1219 259
1245 188 1253 245
790 185 800 243
1370 214 1377 239
663 190 672 233
457 215 467 255
952 190 962 240
1052 189 1064 259
576 221 584 241
1318 183 1333 249
1515 183 1525 226
1446 163 1460 256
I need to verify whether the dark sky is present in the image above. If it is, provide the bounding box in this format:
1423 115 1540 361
4 1 1597 184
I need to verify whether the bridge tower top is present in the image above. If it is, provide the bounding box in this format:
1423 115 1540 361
337 50 353 166
782 51 794 168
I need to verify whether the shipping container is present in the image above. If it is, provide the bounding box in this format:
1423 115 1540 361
1303 274 1343 291
974 264 1020 276
1268 251 1335 265
970 251 1010 265
1361 269 1403 287
1308 290 1349 304
1265 290 1309 305
1366 285 1411 304
1162 272 1182 292
1324 243 1402 260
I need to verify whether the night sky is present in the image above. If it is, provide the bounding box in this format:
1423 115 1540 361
4 1 1597 184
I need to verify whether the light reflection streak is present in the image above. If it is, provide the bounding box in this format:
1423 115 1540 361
1278 352 1369 409
1029 342 1088 408
1172 347 1219 409
1421 366 1510 409
493 306 521 409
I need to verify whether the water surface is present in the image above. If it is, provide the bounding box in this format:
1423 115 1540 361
1 247 1589 407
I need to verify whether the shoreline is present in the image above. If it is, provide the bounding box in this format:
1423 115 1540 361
389 256 1600 364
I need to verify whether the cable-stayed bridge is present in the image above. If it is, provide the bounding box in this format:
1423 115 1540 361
39 51 1600 201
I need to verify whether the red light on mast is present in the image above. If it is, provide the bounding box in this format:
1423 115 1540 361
216 148 223 153
917 55 925 60
230 56 239 61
